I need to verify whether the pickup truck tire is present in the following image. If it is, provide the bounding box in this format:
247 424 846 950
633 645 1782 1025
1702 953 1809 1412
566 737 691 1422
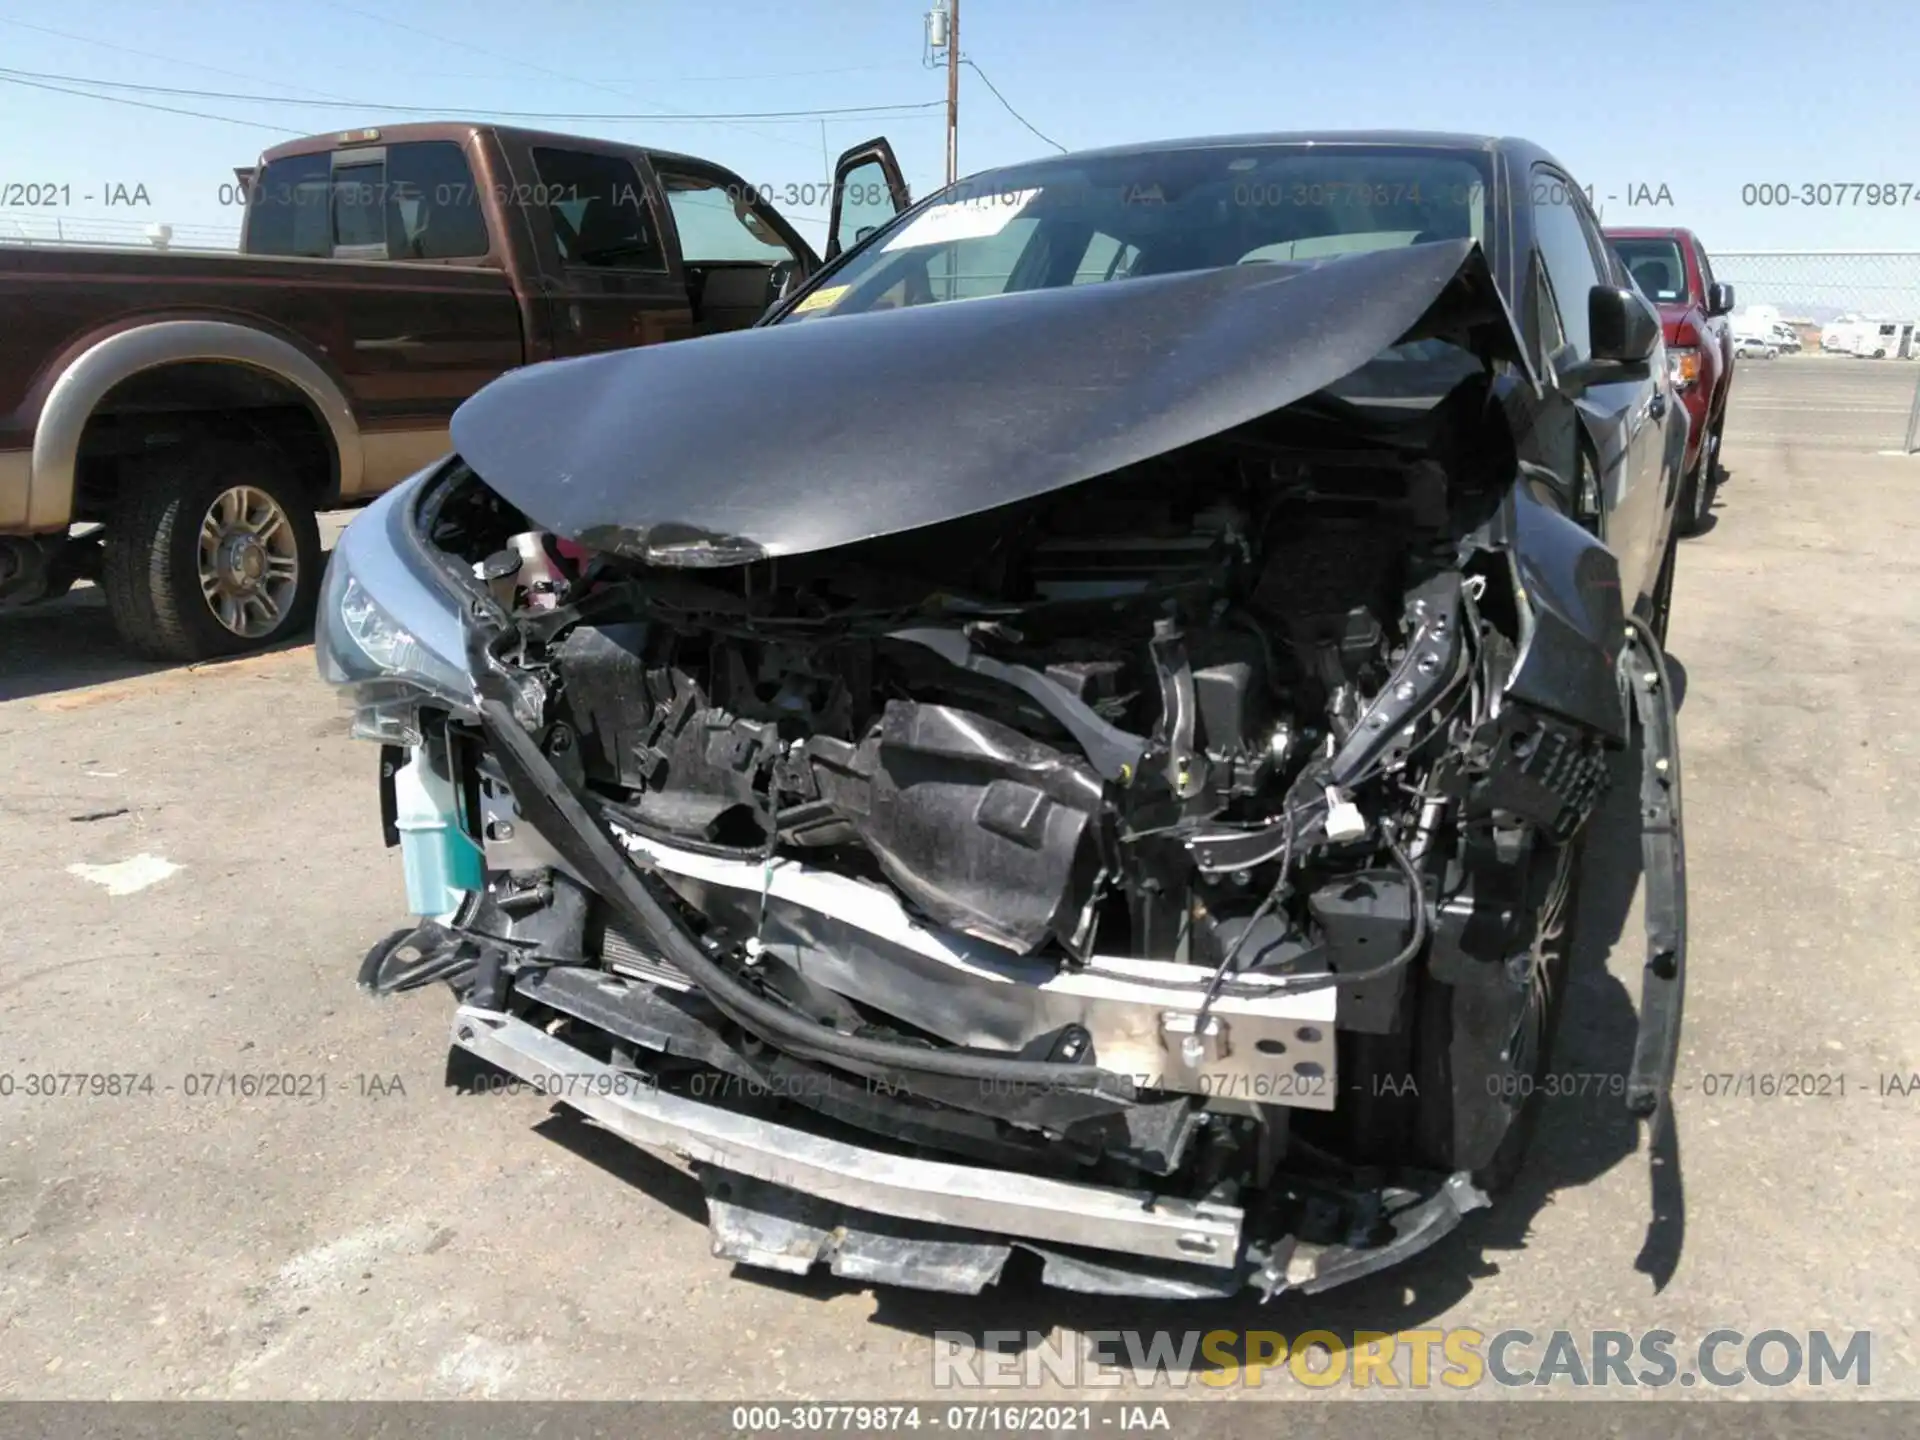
1675 444 1714 538
103 443 322 661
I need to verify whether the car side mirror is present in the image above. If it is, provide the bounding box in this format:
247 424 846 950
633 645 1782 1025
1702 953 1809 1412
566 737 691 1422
1707 281 1734 317
1589 284 1662 364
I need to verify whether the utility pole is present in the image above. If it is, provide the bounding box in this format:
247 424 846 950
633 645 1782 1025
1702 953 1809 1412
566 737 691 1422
927 0 958 185
945 0 960 185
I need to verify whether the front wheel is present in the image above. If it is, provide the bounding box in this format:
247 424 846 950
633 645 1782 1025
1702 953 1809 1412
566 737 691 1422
103 443 322 661
1469 840 1580 1194
1397 836 1584 1196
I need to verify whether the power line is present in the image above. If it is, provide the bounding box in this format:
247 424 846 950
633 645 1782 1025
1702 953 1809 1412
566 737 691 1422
313 0 875 154
960 58 1066 154
334 62 914 87
0 18 360 105
0 66 943 124
0 73 304 134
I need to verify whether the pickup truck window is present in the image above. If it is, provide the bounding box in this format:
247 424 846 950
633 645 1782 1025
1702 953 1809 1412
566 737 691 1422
245 152 331 258
386 142 489 259
532 148 667 271
333 161 387 253
1612 237 1688 303
659 175 796 264
245 141 488 261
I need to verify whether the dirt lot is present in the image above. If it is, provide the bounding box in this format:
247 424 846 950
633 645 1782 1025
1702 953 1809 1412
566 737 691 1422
2 356 1918 1400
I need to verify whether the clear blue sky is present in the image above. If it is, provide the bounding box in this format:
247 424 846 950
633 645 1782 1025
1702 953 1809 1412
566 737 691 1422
3 0 1918 252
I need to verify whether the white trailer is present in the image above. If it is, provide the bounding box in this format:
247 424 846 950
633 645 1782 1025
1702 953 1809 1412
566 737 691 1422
1851 321 1915 359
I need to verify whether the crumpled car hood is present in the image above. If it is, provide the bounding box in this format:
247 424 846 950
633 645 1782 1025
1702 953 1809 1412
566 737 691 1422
451 238 1531 565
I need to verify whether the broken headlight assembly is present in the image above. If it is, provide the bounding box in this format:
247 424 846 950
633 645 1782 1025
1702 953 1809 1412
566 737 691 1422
315 468 475 744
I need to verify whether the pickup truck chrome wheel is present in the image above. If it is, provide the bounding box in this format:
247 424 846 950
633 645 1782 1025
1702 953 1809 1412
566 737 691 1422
197 485 300 638
104 442 322 662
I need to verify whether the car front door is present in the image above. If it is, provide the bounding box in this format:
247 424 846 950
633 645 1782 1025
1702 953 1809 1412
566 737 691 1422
1529 166 1670 606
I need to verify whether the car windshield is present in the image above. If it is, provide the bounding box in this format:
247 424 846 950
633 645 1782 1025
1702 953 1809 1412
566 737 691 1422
780 144 1492 322
1613 238 1689 303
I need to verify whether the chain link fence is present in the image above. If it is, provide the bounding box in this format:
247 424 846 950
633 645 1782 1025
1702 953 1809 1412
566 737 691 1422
1709 251 1920 450
1711 251 1920 341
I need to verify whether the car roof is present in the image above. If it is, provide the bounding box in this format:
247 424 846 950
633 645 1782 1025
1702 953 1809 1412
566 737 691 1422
1605 226 1697 241
960 129 1560 174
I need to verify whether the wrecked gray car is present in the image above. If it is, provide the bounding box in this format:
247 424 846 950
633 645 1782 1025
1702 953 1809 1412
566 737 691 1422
317 133 1687 1298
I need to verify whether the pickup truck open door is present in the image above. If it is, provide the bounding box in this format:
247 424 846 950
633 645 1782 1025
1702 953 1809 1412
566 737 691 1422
826 138 910 262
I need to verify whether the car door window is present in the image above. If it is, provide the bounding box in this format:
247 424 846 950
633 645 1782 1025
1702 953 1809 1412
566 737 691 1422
1530 168 1605 359
659 175 796 265
1072 230 1140 285
832 158 897 257
532 148 667 271
1524 255 1568 370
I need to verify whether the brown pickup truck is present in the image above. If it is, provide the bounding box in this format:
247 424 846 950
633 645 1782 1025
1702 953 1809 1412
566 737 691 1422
0 122 907 659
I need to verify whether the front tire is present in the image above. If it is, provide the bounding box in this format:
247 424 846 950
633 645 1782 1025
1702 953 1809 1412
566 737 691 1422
1469 841 1581 1194
103 443 322 661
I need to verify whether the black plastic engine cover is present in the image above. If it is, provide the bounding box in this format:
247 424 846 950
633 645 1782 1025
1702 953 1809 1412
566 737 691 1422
804 701 1105 956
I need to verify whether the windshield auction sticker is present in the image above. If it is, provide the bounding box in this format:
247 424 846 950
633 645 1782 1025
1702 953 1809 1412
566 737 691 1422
792 284 850 315
883 188 1040 251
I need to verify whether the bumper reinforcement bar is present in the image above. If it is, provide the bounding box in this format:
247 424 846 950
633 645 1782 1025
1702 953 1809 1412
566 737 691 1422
450 1005 1245 1270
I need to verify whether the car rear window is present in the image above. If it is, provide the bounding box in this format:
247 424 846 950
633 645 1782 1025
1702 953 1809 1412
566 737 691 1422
1613 238 1689 303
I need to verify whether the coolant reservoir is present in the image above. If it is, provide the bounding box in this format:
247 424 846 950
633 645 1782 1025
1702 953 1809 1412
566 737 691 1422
393 733 483 920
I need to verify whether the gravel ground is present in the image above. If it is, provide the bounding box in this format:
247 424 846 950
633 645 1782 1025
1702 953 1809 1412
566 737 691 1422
1 355 1916 1401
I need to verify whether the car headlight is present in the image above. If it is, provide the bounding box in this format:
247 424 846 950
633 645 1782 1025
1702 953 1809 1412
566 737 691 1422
1667 345 1701 390
315 472 475 744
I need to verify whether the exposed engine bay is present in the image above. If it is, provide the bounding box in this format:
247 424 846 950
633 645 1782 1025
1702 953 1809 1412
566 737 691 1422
347 347 1678 1298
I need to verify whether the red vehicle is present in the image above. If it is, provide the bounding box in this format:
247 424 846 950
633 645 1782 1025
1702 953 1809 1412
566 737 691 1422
1605 226 1735 535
